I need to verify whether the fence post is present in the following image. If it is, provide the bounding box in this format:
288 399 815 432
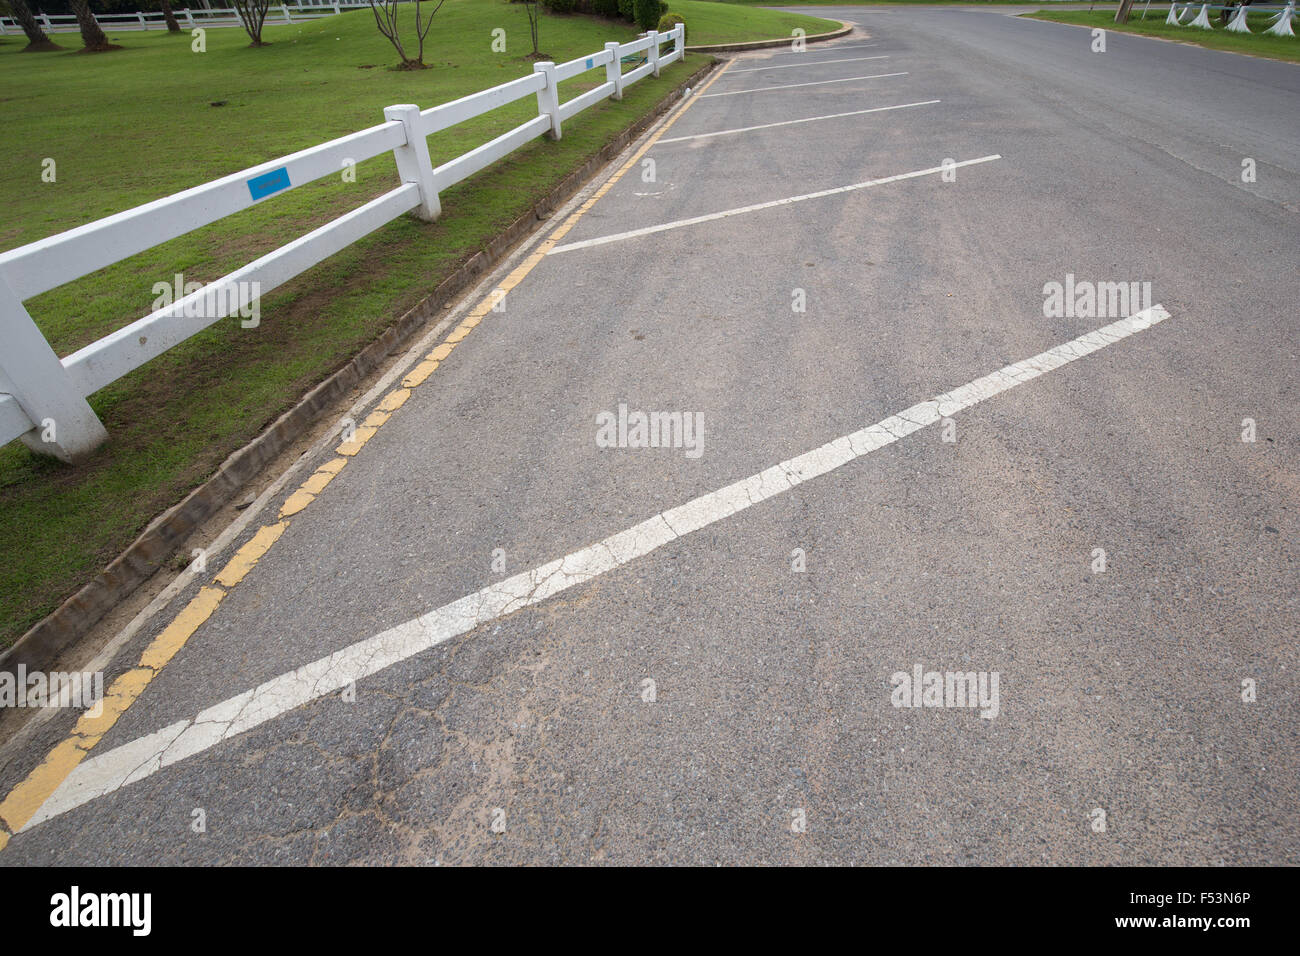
383 104 441 221
647 30 660 77
281 3 292 22
604 42 623 101
533 61 562 140
333 1 341 12
0 276 109 463
185 9 195 27
674 22 684 59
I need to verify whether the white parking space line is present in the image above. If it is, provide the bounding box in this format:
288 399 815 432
22 305 1172 831
726 55 890 75
548 156 1002 255
701 72 908 99
762 41 881 57
658 100 940 145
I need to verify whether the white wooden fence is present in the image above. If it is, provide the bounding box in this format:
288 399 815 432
0 2 372 34
0 25 686 462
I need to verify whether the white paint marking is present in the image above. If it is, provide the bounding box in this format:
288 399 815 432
700 72 907 99
548 155 1002 255
658 100 940 145
726 55 890 74
24 305 1172 830
761 41 880 57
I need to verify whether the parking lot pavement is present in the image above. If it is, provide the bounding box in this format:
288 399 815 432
2 8 1297 865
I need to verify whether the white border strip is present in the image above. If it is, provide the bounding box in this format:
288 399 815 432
548 155 1001 255
764 42 881 57
701 71 907 99
726 55 890 74
658 100 940 145
25 304 1172 830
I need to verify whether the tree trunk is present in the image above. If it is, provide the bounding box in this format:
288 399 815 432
8 0 61 50
159 0 182 33
68 0 112 51
232 0 269 46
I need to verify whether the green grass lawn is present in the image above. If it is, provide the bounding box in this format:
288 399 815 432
1026 8 1300 63
0 2 727 647
671 0 840 43
700 1 1115 7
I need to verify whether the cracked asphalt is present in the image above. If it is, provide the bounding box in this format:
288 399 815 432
2 7 1298 865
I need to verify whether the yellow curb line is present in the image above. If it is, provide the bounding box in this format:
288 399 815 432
0 582 227 833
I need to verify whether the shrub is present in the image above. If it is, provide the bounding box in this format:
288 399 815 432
541 0 575 12
657 12 685 42
592 0 620 17
633 0 660 30
618 0 635 20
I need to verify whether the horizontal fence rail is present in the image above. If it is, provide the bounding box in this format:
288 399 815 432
3 121 407 302
0 2 373 35
0 24 686 463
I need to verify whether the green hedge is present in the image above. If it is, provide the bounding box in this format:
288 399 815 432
634 0 661 29
658 12 685 42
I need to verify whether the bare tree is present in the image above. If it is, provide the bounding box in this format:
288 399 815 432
523 0 542 58
69 0 114 51
232 0 272 46
368 0 447 69
5 0 62 51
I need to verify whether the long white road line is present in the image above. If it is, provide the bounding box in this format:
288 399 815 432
548 155 1002 255
726 55 890 75
700 71 908 99
764 42 881 57
657 100 941 145
24 305 1172 831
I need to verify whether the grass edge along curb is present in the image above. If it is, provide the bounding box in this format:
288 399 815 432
1022 10 1300 66
0 56 719 681
687 19 855 52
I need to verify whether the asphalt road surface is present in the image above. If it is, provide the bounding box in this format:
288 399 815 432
2 6 1297 865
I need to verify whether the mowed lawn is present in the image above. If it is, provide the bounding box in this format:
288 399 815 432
0 2 733 647
701 0 1111 6
1026 9 1300 64
672 0 840 43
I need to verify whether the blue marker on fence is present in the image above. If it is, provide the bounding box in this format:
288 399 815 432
247 167 291 202
586 57 594 69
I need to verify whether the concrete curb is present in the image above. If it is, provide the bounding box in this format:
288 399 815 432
0 55 719 680
686 20 855 54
